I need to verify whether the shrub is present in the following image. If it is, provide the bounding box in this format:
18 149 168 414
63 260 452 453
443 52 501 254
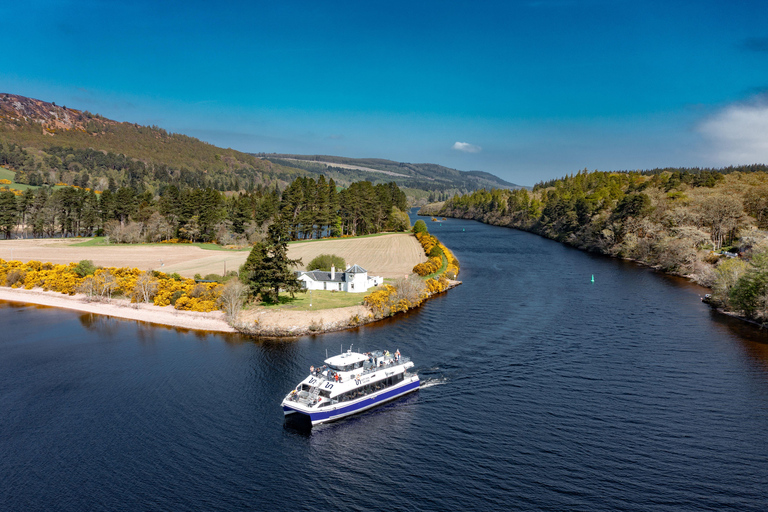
74 259 97 277
170 290 184 305
307 254 346 272
413 220 428 234
6 268 25 287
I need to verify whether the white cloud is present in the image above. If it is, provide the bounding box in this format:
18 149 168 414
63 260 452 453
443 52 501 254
452 141 482 153
699 100 768 165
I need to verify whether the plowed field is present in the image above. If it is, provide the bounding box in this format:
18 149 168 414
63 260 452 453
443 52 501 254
0 234 426 279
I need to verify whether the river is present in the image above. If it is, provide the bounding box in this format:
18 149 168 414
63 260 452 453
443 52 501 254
1 213 768 511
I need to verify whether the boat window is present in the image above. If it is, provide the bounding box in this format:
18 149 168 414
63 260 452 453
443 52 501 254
319 390 331 398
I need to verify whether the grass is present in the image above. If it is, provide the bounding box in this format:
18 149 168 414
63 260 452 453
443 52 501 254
0 166 72 192
423 254 448 280
259 289 366 311
70 237 249 251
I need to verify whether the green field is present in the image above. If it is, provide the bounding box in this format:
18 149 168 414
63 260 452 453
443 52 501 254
262 289 368 310
0 166 68 192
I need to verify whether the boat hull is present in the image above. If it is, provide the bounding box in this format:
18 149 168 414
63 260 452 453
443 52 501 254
282 375 420 425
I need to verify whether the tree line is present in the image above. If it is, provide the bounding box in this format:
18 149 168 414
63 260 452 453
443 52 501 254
438 169 768 278
0 176 410 243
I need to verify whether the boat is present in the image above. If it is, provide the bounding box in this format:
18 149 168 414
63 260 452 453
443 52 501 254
281 346 420 425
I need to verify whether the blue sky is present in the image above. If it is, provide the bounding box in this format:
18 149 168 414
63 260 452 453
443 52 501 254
3 0 768 186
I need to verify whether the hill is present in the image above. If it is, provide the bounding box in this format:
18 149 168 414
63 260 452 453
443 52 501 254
0 93 305 193
0 93 520 203
259 153 523 203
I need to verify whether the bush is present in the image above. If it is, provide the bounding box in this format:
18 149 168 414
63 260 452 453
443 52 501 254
74 259 97 277
307 254 346 272
170 290 184 305
413 220 428 234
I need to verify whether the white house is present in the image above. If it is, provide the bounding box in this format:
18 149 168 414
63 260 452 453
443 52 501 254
296 265 383 293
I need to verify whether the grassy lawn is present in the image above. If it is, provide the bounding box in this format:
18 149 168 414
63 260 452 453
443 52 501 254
70 237 249 251
259 289 366 310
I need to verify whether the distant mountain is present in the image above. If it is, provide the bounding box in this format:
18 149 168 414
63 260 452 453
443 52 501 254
258 154 524 201
0 93 520 200
0 93 304 192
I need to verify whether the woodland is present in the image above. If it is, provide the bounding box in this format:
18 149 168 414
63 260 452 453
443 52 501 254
433 167 768 324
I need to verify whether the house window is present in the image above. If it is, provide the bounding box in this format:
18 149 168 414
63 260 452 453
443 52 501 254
324 282 327 290
351 283 354 290
338 283 342 291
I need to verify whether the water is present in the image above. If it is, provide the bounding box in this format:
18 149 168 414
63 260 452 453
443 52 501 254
2 214 768 511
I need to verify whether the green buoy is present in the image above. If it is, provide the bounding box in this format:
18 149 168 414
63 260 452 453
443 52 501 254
591 274 594 283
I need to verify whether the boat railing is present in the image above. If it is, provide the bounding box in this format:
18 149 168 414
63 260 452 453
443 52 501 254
307 356 410 383
286 361 414 406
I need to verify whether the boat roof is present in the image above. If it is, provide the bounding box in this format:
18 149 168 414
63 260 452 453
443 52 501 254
324 351 368 366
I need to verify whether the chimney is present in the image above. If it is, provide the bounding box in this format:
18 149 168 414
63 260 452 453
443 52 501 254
331 265 335 280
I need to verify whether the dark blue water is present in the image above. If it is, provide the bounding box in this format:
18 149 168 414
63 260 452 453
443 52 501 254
2 215 768 511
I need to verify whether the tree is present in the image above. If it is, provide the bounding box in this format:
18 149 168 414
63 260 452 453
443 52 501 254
307 254 346 272
387 206 411 232
132 271 159 303
697 194 744 250
0 191 17 239
413 219 428 234
217 278 249 322
240 219 303 303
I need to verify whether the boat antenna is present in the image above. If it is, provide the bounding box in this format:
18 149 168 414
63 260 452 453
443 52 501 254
350 344 353 353
325 348 328 359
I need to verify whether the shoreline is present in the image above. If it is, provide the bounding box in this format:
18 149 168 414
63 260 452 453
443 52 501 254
0 280 463 337
0 287 237 333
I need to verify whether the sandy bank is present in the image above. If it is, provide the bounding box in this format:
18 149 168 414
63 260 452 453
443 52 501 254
0 279 463 337
0 287 236 333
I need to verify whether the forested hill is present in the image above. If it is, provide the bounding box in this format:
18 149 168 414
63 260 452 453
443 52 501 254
0 93 519 204
0 93 306 193
260 154 522 202
431 167 768 323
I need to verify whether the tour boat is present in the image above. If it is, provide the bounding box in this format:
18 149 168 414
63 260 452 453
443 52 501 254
281 347 420 425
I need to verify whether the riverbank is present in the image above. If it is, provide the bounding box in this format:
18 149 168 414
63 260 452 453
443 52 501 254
233 279 461 337
0 287 236 333
0 279 462 337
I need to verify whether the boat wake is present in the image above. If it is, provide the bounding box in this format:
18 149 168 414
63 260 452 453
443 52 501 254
419 377 448 389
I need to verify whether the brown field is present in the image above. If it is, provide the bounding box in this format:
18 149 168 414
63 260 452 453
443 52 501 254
0 234 426 279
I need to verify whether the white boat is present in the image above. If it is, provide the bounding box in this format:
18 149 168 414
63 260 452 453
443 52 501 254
281 347 420 426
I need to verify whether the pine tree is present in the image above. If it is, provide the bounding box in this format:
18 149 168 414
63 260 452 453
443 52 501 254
239 218 303 303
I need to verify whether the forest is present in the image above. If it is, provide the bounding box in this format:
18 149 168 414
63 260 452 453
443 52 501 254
433 167 768 324
0 175 410 244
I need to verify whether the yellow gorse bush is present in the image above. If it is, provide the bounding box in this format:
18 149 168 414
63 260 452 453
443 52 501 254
0 259 224 311
412 231 460 278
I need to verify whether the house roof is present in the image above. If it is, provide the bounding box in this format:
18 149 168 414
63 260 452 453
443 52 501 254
345 265 367 273
296 270 346 282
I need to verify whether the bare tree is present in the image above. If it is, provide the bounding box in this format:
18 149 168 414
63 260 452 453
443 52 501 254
393 274 427 305
95 270 117 299
697 194 744 250
217 278 248 322
132 271 159 303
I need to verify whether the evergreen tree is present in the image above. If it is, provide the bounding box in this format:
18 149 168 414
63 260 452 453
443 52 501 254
240 218 303 303
0 191 17 239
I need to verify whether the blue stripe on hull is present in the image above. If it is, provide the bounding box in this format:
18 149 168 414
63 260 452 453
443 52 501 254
283 377 420 425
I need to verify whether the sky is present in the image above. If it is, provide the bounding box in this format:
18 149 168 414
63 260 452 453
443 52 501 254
3 0 768 186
